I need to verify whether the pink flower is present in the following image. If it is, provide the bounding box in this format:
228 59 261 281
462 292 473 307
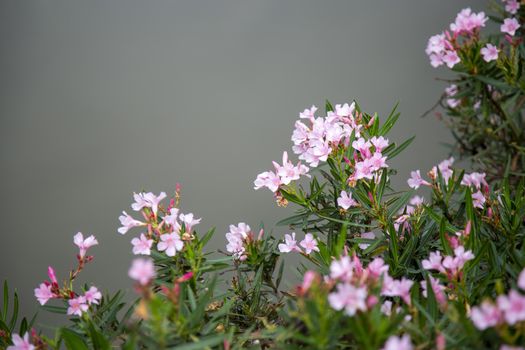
163 208 180 227
370 136 389 152
409 195 424 207
366 257 389 278
450 8 488 35
84 286 102 305
358 231 376 250
328 283 367 316
426 33 447 55
253 171 281 192
225 222 252 260
131 233 154 255
472 190 486 209
278 232 301 253
299 105 317 120
354 159 375 180
335 102 355 118
461 172 487 189
501 346 525 350
407 170 430 189
382 334 413 350
179 213 201 232
445 84 458 97
299 233 319 254
382 276 414 305
118 211 144 235
422 251 445 273
518 268 525 290
131 191 167 215
300 271 317 293
497 290 525 325
505 0 520 15
429 52 445 68
421 276 447 306
352 138 372 158
34 283 54 305
7 333 34 350
330 256 354 282
481 44 499 62
337 190 358 210
501 18 520 36
273 151 309 185
431 157 454 183
470 301 503 330
157 232 184 257
73 232 98 258
67 296 88 317
128 258 155 286
443 50 460 68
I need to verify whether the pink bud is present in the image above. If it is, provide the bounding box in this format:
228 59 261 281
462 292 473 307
300 271 317 294
177 272 194 283
47 266 58 285
258 228 264 240
367 295 379 308
436 333 446 350
464 221 471 237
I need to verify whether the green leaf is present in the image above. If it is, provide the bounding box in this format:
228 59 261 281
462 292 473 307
60 328 89 350
171 334 226 350
379 102 400 136
2 281 8 320
87 322 112 350
385 136 415 160
387 191 412 219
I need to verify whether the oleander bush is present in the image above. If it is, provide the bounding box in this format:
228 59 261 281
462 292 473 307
2 1 525 349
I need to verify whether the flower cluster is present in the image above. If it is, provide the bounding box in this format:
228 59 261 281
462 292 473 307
277 232 319 255
118 189 201 258
225 222 264 260
34 233 101 318
253 151 309 193
422 245 475 279
471 268 525 330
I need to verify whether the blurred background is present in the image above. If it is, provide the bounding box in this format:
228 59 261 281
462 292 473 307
0 0 485 327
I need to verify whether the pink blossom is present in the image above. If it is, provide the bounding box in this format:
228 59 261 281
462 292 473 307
128 258 155 286
429 52 445 68
505 0 520 15
352 138 372 158
7 333 34 350
304 140 332 167
450 8 488 35
354 159 375 180
254 171 281 192
382 334 413 350
328 283 367 316
431 157 454 183
337 190 358 210
407 170 430 189
445 85 458 97
299 105 317 120
179 213 201 232
330 256 354 282
163 208 180 226
67 296 88 317
497 290 525 325
273 151 309 185
73 232 98 258
370 136 389 152
34 283 55 305
442 246 474 274
481 44 499 62
501 346 525 350
426 33 447 56
409 195 424 207
335 102 355 118
157 232 184 257
225 223 252 260
299 233 319 254
461 172 487 189
472 190 486 209
358 231 376 250
443 50 460 68
367 257 389 278
382 276 414 305
278 232 301 253
369 152 388 171
118 211 144 235
300 271 317 293
470 301 503 330
84 286 102 305
131 191 167 215
501 18 520 36
422 251 446 273
518 268 525 290
131 233 154 255
421 276 447 306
